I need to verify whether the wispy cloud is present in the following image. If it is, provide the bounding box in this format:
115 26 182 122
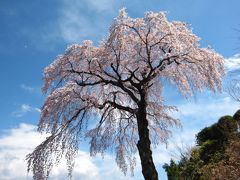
20 1 127 49
87 0 117 12
12 104 41 117
174 94 240 131
178 96 238 120
225 54 240 72
57 0 120 43
20 84 40 94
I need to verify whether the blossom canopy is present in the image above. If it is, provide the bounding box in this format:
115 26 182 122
27 9 224 180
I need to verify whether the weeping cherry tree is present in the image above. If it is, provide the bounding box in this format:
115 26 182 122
26 9 224 180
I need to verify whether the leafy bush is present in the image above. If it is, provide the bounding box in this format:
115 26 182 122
163 110 240 179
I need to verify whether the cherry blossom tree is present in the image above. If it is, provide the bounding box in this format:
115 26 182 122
26 9 224 180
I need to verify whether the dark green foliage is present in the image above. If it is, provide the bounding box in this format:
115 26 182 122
196 115 237 164
217 115 237 137
163 159 181 180
196 124 221 146
199 139 222 163
178 148 203 180
163 110 240 180
233 109 240 121
196 115 236 146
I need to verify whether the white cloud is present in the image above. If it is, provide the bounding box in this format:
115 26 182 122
12 104 41 117
0 123 143 180
0 124 46 180
225 54 240 72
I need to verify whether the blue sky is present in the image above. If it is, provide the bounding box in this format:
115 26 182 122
0 0 240 179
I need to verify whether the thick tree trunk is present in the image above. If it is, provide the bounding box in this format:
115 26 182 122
136 100 158 180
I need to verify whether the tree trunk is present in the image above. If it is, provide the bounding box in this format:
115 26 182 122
136 100 159 180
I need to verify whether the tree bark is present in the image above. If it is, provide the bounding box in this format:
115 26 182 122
136 99 159 180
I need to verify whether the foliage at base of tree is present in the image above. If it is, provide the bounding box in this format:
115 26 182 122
163 110 240 180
